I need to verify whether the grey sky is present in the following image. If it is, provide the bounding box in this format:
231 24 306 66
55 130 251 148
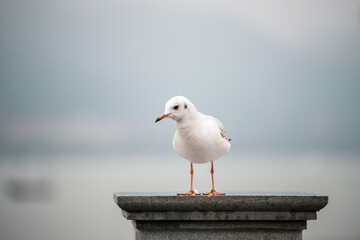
0 0 360 154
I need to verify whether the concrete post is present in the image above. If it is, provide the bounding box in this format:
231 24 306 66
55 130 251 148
113 192 328 240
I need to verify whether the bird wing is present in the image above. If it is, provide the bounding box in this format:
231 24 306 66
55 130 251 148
208 115 225 132
204 114 231 142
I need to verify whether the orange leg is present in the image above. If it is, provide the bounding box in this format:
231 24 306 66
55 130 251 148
177 163 200 196
203 162 225 196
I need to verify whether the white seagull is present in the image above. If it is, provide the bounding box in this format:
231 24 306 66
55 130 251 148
155 96 231 195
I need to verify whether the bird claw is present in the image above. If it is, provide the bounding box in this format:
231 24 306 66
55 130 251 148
177 190 200 196
202 190 225 196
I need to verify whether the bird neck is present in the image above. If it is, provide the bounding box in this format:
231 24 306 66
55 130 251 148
175 112 200 135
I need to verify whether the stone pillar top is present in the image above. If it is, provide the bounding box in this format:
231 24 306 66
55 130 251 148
114 192 328 239
113 192 328 213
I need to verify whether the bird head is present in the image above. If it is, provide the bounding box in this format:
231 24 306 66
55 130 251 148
155 96 196 123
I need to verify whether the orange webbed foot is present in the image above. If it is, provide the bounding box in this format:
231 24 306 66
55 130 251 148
177 190 201 196
202 190 225 196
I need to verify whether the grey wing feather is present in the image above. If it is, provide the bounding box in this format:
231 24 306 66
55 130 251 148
207 115 231 142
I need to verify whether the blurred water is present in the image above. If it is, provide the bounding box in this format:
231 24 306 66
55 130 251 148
0 152 359 240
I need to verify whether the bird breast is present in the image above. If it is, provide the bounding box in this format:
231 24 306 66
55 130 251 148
173 119 230 164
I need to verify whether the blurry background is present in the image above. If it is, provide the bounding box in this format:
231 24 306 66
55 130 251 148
0 0 360 239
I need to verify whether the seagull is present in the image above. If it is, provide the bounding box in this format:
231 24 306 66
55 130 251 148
155 96 231 195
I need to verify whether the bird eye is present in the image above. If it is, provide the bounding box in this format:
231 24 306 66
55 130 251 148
173 105 179 110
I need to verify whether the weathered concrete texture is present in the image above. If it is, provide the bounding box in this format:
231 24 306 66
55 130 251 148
135 229 303 240
114 192 328 212
114 192 328 240
134 220 307 231
123 210 316 221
